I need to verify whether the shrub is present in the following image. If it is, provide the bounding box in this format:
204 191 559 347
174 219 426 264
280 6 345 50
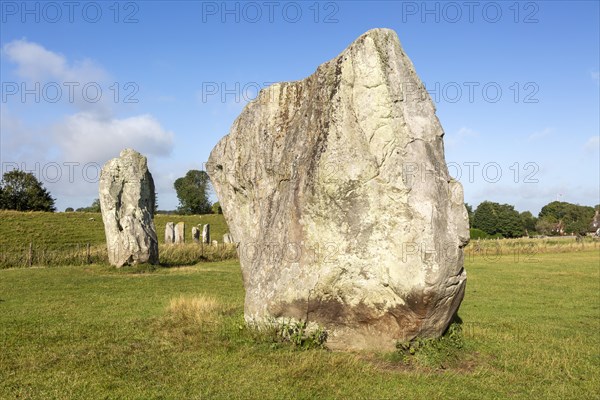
470 228 489 239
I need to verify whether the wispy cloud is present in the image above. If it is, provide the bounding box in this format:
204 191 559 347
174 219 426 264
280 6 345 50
528 127 553 142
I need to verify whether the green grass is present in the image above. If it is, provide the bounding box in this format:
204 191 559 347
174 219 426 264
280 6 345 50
0 210 230 249
1 250 598 399
0 211 232 268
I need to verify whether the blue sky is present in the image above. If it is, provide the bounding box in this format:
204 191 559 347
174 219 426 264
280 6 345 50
1 0 598 214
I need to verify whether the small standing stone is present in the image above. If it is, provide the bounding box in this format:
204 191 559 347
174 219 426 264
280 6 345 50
211 240 218 246
192 226 200 243
223 232 233 244
174 222 185 244
202 224 210 244
165 222 175 244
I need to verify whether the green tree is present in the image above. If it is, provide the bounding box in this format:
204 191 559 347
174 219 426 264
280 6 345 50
76 198 101 213
535 217 555 236
0 170 55 212
538 201 595 234
174 170 212 214
212 201 222 214
473 201 524 238
496 204 524 238
519 211 537 234
472 201 498 236
65 207 74 212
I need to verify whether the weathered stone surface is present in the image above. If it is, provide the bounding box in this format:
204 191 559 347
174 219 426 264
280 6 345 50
174 222 185 244
202 224 210 244
165 222 175 244
99 149 158 267
192 226 200 242
208 28 469 350
211 240 218 247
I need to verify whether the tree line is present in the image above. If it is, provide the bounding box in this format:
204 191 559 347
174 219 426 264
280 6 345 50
467 201 599 239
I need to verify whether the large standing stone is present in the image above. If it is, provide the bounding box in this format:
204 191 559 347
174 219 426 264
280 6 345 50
99 149 158 267
165 222 175 244
207 29 469 350
202 224 210 244
174 222 185 244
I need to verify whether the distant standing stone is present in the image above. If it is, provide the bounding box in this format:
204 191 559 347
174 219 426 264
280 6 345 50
174 222 185 244
223 232 234 244
202 224 210 244
211 240 218 246
99 149 158 267
192 226 200 243
165 222 175 244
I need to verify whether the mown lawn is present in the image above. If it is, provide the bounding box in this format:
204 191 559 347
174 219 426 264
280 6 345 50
0 250 598 399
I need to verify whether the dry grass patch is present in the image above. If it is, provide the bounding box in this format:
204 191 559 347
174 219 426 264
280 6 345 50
165 295 223 326
157 294 228 347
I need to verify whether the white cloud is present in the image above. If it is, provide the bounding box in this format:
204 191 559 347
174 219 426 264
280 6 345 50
2 39 174 164
54 112 174 164
445 126 478 148
1 40 176 210
3 39 113 115
528 127 553 142
3 39 107 83
584 136 599 153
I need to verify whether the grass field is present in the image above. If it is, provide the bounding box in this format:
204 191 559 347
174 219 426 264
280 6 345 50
0 210 230 249
0 211 232 268
1 251 598 398
1 211 599 398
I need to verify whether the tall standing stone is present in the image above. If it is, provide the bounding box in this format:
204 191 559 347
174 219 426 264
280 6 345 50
207 29 469 350
174 222 185 244
192 226 200 243
165 222 175 244
202 224 210 244
99 149 158 267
